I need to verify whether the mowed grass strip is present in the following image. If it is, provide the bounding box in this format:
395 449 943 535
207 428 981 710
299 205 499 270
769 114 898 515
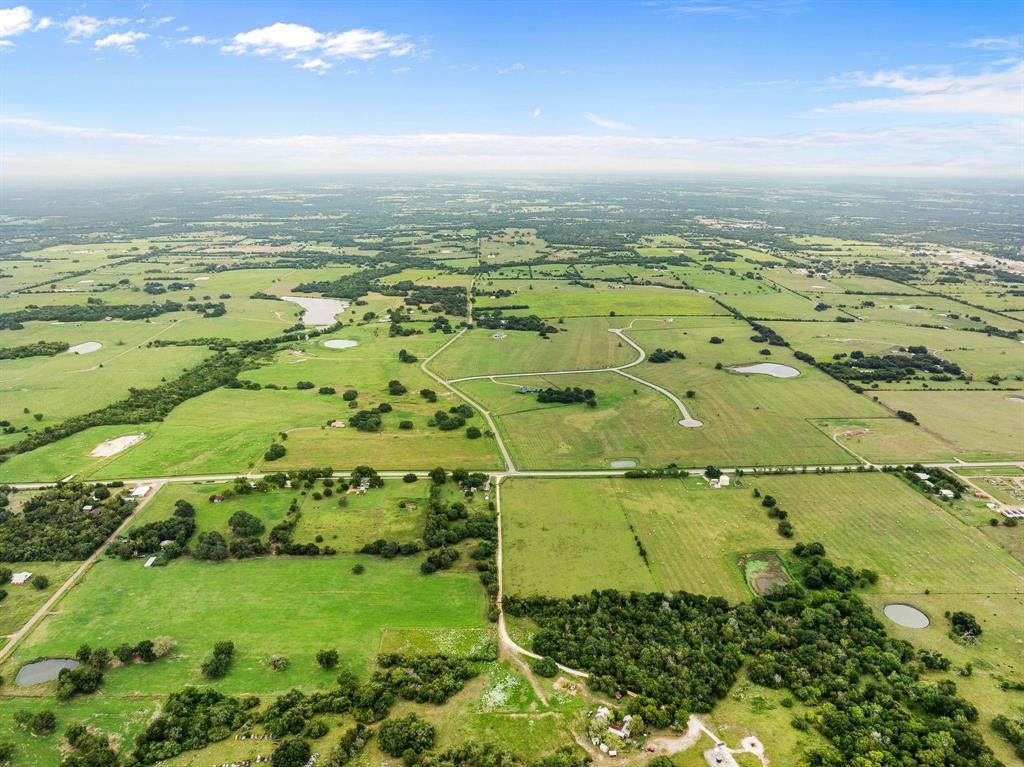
5 555 488 696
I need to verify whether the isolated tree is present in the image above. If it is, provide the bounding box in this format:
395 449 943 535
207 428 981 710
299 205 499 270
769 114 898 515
316 649 339 669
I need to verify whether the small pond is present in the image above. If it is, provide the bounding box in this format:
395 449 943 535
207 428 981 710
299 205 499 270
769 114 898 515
324 339 359 350
16 658 79 686
884 603 930 629
282 296 350 328
729 362 800 379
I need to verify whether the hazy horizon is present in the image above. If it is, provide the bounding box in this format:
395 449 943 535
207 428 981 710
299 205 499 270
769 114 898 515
1 0 1022 181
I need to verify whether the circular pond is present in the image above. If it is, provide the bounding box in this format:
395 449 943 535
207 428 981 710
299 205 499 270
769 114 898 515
324 339 359 350
729 362 800 378
16 658 79 686
884 603 930 629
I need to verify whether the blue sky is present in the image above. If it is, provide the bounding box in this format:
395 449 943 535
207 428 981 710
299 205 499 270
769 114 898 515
1 1 1021 179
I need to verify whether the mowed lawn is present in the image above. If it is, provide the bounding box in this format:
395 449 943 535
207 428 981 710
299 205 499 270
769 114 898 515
5 554 489 696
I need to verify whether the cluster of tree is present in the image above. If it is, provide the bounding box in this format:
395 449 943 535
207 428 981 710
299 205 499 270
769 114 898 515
113 637 173 664
431 403 474 431
897 464 966 499
131 686 259 764
323 723 372 767
0 300 184 331
536 387 596 406
264 442 286 461
388 379 408 395
379 714 436 759
421 546 460 574
359 539 421 558
791 541 878 590
818 348 963 384
475 313 559 336
12 708 57 735
0 340 69 359
854 261 926 284
373 654 481 705
0 483 131 561
56 645 111 701
992 714 1024 759
63 722 121 767
401 284 468 317
748 321 788 346
201 641 235 679
506 589 741 723
647 348 685 363
107 510 195 560
0 351 254 457
947 611 983 644
398 348 418 363
350 466 384 489
623 466 688 479
266 506 335 557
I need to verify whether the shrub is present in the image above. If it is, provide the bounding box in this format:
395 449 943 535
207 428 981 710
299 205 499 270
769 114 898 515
531 656 558 677
272 737 311 767
316 649 339 669
403 473 418 483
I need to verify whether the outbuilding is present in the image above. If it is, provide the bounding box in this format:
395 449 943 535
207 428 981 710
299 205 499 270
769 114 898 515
10 572 32 585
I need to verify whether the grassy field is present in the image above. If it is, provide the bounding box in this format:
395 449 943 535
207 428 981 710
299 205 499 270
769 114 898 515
501 478 657 596
3 554 489 695
466 316 884 470
0 561 80 635
771 319 1024 390
430 316 635 379
475 280 729 318
0 423 159 483
873 389 1024 460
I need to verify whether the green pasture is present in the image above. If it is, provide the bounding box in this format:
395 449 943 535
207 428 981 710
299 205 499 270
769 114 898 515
770 319 1024 390
475 280 728 318
3 554 489 696
873 389 1024 460
431 316 634 380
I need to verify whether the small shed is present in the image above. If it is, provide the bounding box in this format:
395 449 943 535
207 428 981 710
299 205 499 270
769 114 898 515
11 572 32 585
131 484 151 499
938 488 955 499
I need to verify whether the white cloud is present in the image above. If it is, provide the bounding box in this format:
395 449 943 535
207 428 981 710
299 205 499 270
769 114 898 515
299 57 332 73
955 36 1020 51
94 31 148 52
10 115 1014 179
153 16 175 27
63 15 128 40
820 61 1023 115
392 66 410 74
532 107 542 118
584 112 634 131
498 62 525 74
0 5 33 38
321 28 413 59
180 35 212 45
0 39 13 49
35 16 51 30
222 21 414 72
